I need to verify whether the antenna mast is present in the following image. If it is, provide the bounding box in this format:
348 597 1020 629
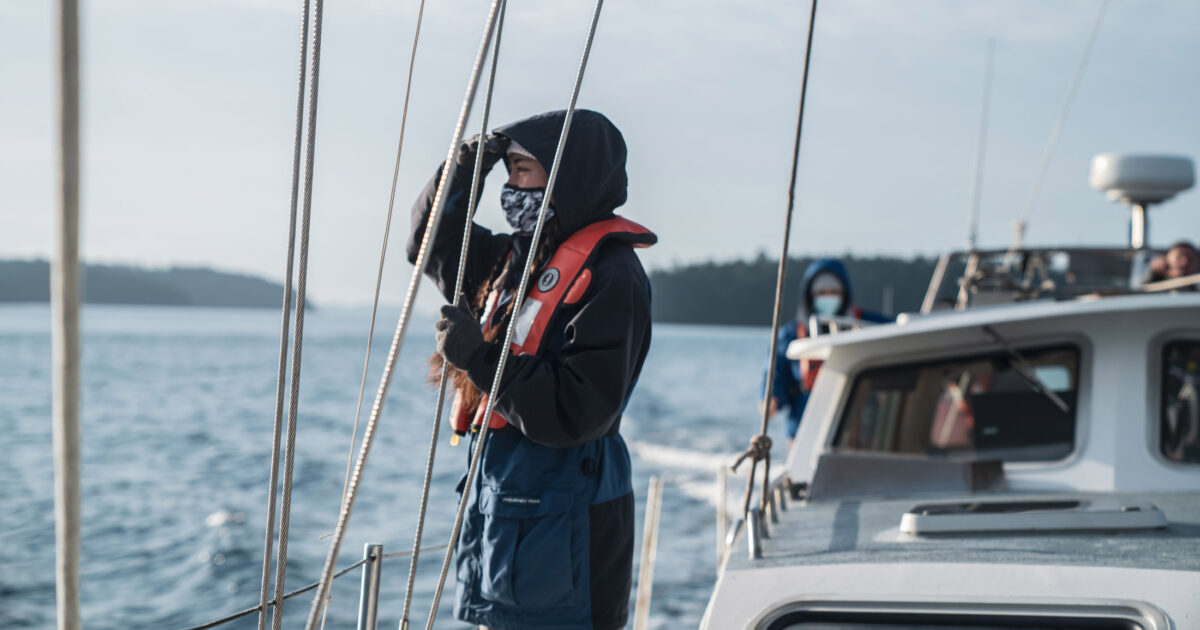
966 39 994 252
1010 0 1110 250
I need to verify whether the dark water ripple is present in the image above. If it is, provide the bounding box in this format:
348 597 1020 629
1 305 787 629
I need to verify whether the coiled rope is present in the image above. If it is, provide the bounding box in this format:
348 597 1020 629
399 2 506 629
421 1 607 627
733 0 818 518
271 0 327 623
256 0 312 628
301 2 506 627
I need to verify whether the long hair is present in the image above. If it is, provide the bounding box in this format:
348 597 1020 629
428 220 562 414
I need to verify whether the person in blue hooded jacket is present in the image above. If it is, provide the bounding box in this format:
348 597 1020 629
762 259 890 446
408 110 654 629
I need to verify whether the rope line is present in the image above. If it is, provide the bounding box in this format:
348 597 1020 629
400 2 506 628
256 1 311 628
735 0 818 518
272 0 327 626
301 2 505 627
422 1 607 627
334 0 429 540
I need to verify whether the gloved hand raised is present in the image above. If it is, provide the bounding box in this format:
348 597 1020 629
435 302 486 370
455 133 509 174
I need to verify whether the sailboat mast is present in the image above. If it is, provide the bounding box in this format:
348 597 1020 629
51 0 82 628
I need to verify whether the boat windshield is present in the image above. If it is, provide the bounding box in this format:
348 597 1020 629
834 345 1079 462
1162 340 1200 464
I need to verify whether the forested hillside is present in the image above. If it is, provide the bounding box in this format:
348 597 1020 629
0 260 297 308
649 254 939 326
1 255 938 323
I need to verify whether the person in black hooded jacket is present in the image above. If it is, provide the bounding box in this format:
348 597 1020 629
407 110 655 629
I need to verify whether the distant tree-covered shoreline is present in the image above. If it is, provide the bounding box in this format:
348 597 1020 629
649 254 939 326
0 260 300 309
1 255 939 324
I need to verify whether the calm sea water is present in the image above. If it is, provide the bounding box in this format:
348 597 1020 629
0 304 786 629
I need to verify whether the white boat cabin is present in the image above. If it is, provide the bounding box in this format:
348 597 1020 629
701 155 1199 629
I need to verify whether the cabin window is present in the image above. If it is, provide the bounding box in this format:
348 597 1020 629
834 345 1079 462
1161 340 1200 464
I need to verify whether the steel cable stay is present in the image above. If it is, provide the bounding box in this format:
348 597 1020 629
256 0 312 628
269 0 330 625
732 0 819 523
422 0 608 627
333 0 430 550
400 1 507 628
302 1 506 627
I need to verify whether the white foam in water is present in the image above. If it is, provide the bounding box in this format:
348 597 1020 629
629 441 739 473
675 478 735 510
204 509 246 528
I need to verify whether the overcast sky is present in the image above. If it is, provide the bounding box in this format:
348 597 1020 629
3 0 1198 306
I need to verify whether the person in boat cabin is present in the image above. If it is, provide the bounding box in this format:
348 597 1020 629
407 110 654 630
1145 240 1199 286
761 259 891 447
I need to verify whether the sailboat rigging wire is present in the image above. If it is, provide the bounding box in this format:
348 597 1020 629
737 0 818 519
180 545 447 630
1011 0 1109 248
256 1 312 628
51 1 81 628
400 2 506 628
335 0 428 543
301 2 505 627
185 557 370 630
422 1 607 626
271 0 328 626
966 40 994 252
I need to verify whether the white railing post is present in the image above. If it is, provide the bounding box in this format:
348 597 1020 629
633 476 664 630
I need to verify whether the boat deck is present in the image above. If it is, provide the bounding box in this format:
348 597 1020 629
728 491 1200 573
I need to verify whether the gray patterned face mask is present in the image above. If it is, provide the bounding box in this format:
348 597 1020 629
500 184 553 234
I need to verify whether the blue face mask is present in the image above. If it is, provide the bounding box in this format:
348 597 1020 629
500 184 553 234
813 295 843 316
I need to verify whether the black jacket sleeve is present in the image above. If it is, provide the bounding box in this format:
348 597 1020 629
464 244 652 448
407 162 512 305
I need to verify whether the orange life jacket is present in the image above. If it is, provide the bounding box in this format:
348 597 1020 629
448 216 655 441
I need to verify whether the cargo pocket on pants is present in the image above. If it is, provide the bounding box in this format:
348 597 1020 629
477 486 575 609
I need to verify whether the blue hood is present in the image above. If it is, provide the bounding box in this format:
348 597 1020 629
799 258 853 318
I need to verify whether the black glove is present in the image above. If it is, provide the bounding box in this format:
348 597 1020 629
435 302 485 370
455 133 509 174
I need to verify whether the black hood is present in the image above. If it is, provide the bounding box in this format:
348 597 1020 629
494 109 628 236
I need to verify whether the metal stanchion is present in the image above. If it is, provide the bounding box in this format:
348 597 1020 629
747 508 763 559
356 544 383 630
